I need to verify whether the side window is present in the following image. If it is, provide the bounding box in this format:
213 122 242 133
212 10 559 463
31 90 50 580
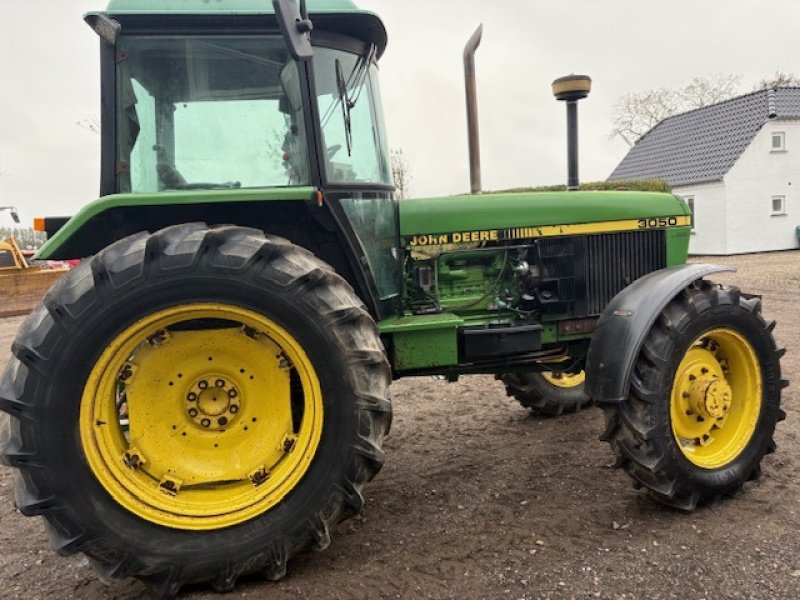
771 195 786 216
173 99 294 187
340 195 400 300
771 132 786 152
126 80 158 193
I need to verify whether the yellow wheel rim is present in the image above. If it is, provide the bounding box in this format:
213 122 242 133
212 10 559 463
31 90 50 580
79 303 324 531
670 328 761 469
542 370 586 389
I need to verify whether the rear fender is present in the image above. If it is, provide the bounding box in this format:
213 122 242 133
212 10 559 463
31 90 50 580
33 188 386 319
585 264 735 404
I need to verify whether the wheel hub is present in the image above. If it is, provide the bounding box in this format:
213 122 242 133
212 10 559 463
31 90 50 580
186 376 241 430
688 374 732 419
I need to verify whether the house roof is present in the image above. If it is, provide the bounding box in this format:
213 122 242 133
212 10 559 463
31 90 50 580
608 87 800 187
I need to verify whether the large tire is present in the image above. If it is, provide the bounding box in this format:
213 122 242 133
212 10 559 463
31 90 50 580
0 224 392 596
599 281 786 510
501 371 591 416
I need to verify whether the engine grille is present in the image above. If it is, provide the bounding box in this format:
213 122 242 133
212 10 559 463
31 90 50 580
537 229 667 317
537 237 577 306
585 230 667 315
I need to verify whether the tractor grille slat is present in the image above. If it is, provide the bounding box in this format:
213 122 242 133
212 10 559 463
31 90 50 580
538 237 576 302
586 230 666 315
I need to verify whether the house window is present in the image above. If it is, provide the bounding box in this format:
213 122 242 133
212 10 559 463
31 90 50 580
771 195 786 216
771 132 786 152
684 196 695 230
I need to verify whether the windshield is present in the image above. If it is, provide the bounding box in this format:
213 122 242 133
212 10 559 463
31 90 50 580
116 36 310 193
315 47 392 186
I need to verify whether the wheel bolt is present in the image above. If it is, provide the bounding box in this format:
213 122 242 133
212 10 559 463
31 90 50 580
230 405 239 414
201 418 211 428
199 380 208 389
187 392 197 402
229 389 238 399
216 379 225 388
188 408 198 417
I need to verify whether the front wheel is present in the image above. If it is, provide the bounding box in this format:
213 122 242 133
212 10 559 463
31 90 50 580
600 281 786 510
501 370 591 416
0 224 392 596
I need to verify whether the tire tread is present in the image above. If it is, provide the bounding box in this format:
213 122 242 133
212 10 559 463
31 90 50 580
0 223 392 597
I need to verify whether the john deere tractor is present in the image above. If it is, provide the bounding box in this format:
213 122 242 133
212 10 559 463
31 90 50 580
1 0 786 595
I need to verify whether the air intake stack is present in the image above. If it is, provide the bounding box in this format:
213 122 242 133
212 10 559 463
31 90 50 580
552 74 592 191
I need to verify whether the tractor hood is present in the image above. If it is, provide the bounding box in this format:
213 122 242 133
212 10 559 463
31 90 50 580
399 191 690 246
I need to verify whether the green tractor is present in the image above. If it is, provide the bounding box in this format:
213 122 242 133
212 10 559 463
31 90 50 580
1 0 786 595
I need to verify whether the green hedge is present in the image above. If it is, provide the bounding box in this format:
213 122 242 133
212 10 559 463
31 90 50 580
490 179 672 194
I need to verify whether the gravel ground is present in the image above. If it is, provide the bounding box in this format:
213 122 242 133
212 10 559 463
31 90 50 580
1 251 799 599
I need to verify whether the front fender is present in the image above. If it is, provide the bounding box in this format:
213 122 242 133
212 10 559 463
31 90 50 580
585 263 735 404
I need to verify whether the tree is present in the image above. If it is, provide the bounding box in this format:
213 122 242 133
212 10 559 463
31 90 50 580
0 227 46 249
755 71 800 90
611 74 740 146
390 148 412 199
678 74 741 107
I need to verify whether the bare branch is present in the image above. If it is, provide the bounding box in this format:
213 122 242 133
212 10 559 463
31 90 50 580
754 71 800 90
678 74 740 108
611 74 741 144
77 115 101 135
391 148 412 200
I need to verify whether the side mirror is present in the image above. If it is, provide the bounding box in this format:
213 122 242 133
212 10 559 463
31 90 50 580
273 0 314 61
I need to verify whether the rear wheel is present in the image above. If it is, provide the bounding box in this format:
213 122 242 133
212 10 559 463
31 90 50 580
0 224 392 596
501 370 591 416
599 281 786 509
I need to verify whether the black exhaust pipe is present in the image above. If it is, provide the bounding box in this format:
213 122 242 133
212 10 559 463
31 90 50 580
552 75 592 191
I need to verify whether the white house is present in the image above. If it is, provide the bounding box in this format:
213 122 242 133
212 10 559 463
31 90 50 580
608 88 800 255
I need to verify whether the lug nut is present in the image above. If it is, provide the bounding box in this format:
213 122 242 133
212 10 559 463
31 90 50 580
188 408 198 417
218 417 228 426
229 389 238 399
201 418 211 428
199 380 208 390
216 379 225 388
230 405 239 414
187 392 197 402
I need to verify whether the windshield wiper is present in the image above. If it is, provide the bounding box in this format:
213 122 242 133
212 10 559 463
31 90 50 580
335 59 354 156
325 44 378 156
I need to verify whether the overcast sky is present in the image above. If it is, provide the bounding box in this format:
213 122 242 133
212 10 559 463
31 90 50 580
2 0 800 225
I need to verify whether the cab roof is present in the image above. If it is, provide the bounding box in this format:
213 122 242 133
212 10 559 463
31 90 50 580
93 0 387 57
105 0 362 15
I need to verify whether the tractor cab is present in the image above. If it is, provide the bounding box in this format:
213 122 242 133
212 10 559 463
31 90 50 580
94 6 392 195
58 0 401 314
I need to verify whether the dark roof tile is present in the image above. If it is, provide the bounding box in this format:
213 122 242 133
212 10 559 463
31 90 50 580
608 87 800 186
